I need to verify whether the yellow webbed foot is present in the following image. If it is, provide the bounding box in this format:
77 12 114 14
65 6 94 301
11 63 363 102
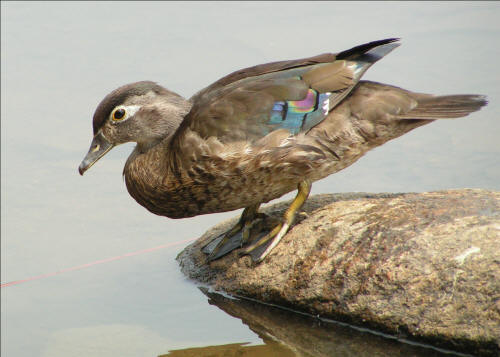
240 180 311 262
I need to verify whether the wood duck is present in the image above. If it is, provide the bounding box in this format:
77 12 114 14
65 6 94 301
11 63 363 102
78 38 486 262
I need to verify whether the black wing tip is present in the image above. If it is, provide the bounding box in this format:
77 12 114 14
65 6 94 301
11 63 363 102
337 38 401 60
369 37 401 45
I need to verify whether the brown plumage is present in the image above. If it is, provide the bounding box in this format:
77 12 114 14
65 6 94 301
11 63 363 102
79 38 487 262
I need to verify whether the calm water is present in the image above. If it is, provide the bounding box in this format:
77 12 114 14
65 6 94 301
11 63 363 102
2 2 499 356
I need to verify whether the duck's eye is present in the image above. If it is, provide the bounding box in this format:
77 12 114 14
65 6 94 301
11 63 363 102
109 105 140 123
112 108 126 121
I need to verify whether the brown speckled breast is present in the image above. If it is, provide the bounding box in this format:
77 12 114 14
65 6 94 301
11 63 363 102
123 142 312 219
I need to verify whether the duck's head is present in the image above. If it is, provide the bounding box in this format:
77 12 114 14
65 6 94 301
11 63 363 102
78 81 190 175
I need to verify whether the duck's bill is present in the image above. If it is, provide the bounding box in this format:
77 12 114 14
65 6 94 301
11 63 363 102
78 131 114 175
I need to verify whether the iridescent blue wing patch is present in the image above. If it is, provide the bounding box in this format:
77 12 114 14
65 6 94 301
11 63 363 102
269 88 331 134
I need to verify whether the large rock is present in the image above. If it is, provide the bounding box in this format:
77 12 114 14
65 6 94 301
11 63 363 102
177 189 500 356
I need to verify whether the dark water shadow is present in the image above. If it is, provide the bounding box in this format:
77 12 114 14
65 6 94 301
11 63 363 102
160 342 294 357
160 288 470 357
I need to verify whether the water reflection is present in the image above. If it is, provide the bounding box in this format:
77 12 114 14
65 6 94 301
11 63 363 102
161 342 293 357
162 289 460 357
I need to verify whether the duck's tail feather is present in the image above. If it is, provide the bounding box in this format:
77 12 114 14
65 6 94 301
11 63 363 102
397 95 487 120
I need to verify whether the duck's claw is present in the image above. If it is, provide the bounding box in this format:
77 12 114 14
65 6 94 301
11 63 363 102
239 222 287 262
240 180 311 262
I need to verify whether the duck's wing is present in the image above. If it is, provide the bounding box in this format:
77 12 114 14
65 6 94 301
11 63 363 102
172 38 400 146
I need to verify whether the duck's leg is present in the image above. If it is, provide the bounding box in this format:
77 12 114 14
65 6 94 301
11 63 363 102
204 203 261 261
241 180 311 263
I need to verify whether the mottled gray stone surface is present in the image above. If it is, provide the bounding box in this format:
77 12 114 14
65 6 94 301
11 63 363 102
177 189 500 356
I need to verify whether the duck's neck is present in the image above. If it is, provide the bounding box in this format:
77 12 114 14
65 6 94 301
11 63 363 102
122 140 172 213
135 128 178 154
124 134 175 178
136 97 191 154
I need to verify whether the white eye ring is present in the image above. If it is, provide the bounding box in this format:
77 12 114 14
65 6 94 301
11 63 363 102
110 105 141 122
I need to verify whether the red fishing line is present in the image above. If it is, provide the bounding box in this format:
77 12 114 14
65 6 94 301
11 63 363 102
1 238 196 288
